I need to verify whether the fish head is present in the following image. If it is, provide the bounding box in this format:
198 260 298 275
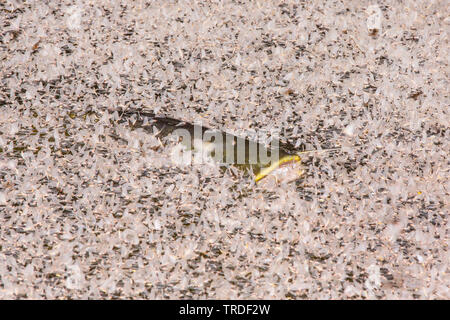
255 155 304 187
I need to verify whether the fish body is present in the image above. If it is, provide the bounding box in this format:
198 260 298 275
119 109 303 183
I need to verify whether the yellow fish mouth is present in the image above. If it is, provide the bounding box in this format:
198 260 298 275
254 155 302 183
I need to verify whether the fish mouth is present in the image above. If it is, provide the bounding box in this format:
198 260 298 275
254 155 302 182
